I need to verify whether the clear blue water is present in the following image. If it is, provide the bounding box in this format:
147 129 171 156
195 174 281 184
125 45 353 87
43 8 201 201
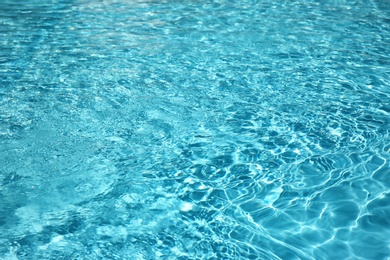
1 0 390 259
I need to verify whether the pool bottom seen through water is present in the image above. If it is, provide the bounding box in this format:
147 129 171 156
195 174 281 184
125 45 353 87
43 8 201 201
0 0 390 259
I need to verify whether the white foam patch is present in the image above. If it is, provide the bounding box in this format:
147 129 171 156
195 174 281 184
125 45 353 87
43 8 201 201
198 184 206 190
180 202 193 212
330 128 343 137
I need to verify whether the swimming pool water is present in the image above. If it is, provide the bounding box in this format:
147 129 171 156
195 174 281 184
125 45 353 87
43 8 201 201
1 0 390 259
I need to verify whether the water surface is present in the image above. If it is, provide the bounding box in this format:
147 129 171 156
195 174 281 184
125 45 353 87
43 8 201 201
1 0 390 259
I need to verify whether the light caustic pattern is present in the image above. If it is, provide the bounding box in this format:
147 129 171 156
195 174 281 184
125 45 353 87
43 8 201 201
0 0 390 259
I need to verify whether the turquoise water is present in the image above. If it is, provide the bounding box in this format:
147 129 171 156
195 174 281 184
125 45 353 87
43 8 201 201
1 0 390 259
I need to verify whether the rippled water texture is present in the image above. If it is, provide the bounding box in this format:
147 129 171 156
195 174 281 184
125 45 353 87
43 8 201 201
1 0 390 259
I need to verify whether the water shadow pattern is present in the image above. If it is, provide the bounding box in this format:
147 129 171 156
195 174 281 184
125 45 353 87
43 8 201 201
1 0 390 259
